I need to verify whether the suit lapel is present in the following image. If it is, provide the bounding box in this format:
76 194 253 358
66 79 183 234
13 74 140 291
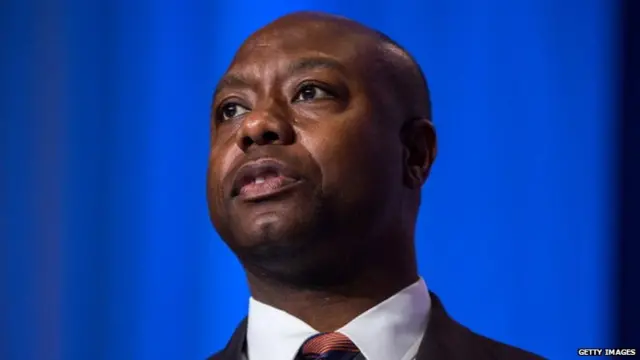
210 318 248 360
415 292 475 360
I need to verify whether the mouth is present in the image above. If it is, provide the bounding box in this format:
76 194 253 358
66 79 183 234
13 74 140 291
231 158 303 202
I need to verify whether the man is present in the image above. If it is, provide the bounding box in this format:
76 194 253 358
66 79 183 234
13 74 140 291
206 11 544 360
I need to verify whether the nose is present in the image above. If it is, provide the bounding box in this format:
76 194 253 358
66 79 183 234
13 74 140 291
235 108 295 151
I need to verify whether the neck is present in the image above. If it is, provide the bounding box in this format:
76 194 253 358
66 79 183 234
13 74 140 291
246 247 418 332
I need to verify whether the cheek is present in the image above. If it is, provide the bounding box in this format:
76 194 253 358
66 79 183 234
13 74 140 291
209 129 239 176
207 141 240 206
300 118 402 198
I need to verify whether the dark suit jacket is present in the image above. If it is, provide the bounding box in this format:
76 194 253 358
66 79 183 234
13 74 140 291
208 292 545 360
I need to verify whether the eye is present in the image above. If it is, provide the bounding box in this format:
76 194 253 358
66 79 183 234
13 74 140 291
294 85 333 102
220 102 250 121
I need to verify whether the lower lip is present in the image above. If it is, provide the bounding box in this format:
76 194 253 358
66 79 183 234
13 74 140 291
236 176 303 202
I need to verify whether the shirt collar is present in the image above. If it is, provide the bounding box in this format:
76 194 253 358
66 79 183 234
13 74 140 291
247 297 317 360
246 277 431 360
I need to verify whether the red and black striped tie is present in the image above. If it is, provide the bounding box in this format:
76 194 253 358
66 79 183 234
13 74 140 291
297 332 362 360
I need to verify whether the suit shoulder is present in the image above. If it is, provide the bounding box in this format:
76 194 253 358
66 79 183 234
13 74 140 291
425 293 546 360
205 318 248 360
465 327 545 360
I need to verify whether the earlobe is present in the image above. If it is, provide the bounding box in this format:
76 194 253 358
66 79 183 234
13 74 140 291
402 146 425 188
401 118 437 189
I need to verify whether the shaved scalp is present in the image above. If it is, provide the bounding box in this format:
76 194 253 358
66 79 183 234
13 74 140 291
372 31 432 121
238 11 432 124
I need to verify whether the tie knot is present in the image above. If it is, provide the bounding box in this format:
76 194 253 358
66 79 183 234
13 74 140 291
300 332 359 358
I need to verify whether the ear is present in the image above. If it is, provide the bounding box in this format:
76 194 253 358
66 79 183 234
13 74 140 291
400 118 437 189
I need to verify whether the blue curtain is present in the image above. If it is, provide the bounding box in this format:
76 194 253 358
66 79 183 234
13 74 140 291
1 1 619 359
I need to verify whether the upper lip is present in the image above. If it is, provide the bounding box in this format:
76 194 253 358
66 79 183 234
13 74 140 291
230 158 301 197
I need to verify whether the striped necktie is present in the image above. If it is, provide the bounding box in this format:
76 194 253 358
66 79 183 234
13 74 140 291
296 332 363 360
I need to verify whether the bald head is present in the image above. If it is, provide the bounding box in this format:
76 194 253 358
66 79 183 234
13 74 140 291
232 11 431 122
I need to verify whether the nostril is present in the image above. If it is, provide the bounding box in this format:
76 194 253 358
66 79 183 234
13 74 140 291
240 130 281 150
263 131 279 143
241 136 254 149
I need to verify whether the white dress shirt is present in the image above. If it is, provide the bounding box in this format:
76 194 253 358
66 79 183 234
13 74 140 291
246 277 431 360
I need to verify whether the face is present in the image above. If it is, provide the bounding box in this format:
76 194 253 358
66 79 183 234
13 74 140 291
207 22 407 284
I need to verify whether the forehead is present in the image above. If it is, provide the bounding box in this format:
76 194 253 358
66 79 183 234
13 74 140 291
228 23 373 74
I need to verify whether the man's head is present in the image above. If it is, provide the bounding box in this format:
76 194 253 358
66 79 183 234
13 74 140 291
207 12 436 289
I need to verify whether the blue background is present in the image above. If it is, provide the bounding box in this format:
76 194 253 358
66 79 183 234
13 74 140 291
1 1 624 359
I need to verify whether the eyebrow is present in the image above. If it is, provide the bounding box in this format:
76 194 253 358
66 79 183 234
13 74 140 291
214 74 251 98
214 57 346 98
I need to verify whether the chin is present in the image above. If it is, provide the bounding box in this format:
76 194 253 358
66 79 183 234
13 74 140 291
245 213 288 243
225 207 359 288
230 210 302 248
